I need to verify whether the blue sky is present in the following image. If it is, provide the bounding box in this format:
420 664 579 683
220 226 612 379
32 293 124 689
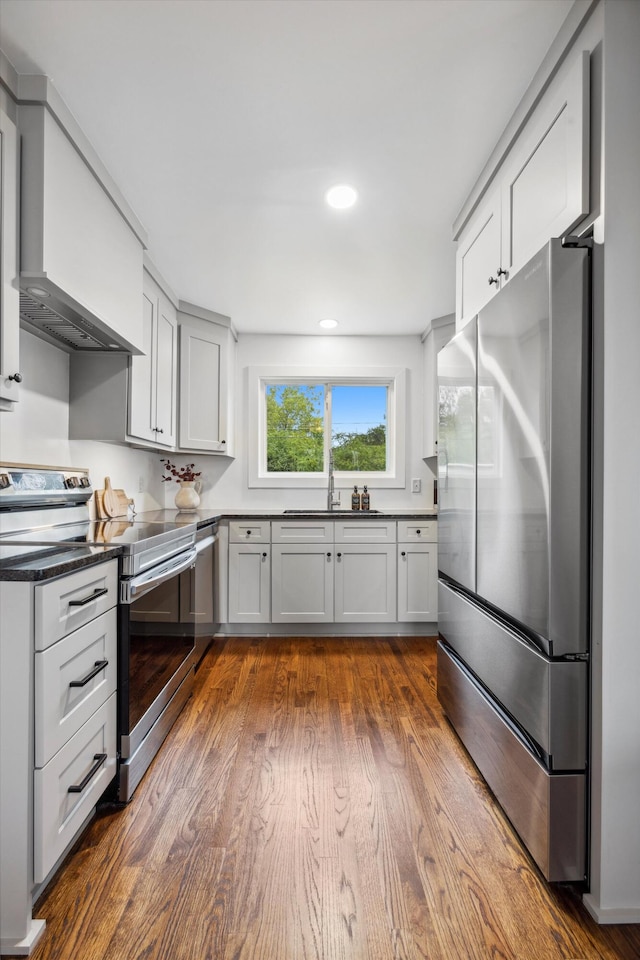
332 385 387 436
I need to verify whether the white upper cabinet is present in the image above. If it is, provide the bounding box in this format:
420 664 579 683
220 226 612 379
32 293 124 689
455 188 502 327
456 51 590 329
500 51 590 279
129 270 177 447
18 101 145 353
0 108 20 408
178 306 234 455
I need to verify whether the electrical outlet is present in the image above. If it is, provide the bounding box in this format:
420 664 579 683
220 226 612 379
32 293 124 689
138 475 145 493
411 478 421 494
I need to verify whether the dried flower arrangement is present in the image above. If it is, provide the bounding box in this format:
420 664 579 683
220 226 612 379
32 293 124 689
160 459 202 483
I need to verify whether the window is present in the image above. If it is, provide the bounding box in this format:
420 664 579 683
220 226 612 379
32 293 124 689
248 366 406 488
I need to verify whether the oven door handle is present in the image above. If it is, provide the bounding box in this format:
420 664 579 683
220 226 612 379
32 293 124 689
195 534 215 554
120 547 198 604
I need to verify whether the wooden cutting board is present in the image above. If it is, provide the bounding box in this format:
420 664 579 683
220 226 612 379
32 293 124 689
103 477 120 518
95 483 134 519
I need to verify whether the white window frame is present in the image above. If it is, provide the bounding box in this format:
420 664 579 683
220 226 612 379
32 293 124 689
248 366 406 489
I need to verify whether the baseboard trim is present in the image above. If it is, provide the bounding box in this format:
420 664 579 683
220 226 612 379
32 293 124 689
0 918 46 956
582 894 640 924
215 623 437 638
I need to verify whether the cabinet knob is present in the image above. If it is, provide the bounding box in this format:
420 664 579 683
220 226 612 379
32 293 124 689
7 372 22 383
416 529 421 535
246 530 252 536
262 551 267 558
497 267 508 278
153 426 164 434
401 551 406 557
327 552 332 558
337 552 342 558
488 276 499 286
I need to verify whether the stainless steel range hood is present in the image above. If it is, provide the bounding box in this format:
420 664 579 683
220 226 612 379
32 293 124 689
19 279 139 353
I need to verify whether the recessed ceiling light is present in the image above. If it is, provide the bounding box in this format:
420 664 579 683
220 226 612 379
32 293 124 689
319 319 338 329
27 286 50 298
325 184 358 210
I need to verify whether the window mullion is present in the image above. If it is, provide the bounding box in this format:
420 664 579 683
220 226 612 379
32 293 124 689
324 384 332 472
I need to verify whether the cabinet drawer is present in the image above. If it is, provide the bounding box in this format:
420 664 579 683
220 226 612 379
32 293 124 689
397 520 437 542
35 609 117 766
33 693 117 884
334 520 396 543
271 521 333 543
228 520 270 543
35 560 118 650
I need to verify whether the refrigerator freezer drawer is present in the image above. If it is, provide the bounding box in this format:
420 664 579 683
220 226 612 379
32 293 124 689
437 641 586 882
438 580 586 770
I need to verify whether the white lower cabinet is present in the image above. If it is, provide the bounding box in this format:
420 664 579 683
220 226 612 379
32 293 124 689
271 543 334 622
226 518 438 627
34 609 117 766
229 542 271 622
397 542 438 621
334 543 397 622
0 558 118 955
33 562 118 884
33 694 117 884
397 522 438 621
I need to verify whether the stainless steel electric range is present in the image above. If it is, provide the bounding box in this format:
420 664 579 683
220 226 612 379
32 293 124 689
0 463 199 801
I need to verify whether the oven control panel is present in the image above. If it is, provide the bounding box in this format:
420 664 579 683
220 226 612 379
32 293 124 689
0 465 93 506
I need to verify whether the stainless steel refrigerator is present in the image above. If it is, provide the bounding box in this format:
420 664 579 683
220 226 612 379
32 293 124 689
437 237 590 882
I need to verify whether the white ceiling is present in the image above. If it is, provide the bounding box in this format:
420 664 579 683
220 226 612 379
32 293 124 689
0 0 573 336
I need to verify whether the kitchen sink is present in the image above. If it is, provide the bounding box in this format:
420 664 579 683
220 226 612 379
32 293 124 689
282 509 383 516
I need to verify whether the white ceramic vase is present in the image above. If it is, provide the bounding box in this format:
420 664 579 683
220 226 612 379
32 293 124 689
174 480 201 511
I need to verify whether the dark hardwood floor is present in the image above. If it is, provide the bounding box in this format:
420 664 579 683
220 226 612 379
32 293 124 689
24 636 640 959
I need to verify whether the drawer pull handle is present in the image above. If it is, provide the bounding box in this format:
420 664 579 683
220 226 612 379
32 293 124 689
69 660 109 688
68 587 109 607
68 753 107 794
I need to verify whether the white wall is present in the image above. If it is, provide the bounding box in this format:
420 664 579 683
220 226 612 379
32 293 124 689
0 329 164 512
1 329 432 515
171 333 434 513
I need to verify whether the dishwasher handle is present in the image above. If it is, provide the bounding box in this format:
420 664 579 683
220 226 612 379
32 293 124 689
120 546 198 604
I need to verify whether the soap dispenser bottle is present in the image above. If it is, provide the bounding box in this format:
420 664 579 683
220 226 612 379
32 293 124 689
361 485 370 511
351 485 360 510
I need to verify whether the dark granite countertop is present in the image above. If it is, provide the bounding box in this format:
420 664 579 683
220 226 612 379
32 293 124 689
136 507 438 527
0 544 122 582
136 508 438 528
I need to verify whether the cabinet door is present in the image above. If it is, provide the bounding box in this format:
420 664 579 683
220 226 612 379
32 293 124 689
128 284 156 442
455 187 502 328
130 275 176 447
397 542 437 621
228 543 270 622
334 544 397 623
154 293 177 446
501 52 589 280
179 322 229 452
0 109 20 407
271 544 333 622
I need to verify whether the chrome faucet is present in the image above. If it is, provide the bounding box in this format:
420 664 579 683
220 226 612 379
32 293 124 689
327 449 340 511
